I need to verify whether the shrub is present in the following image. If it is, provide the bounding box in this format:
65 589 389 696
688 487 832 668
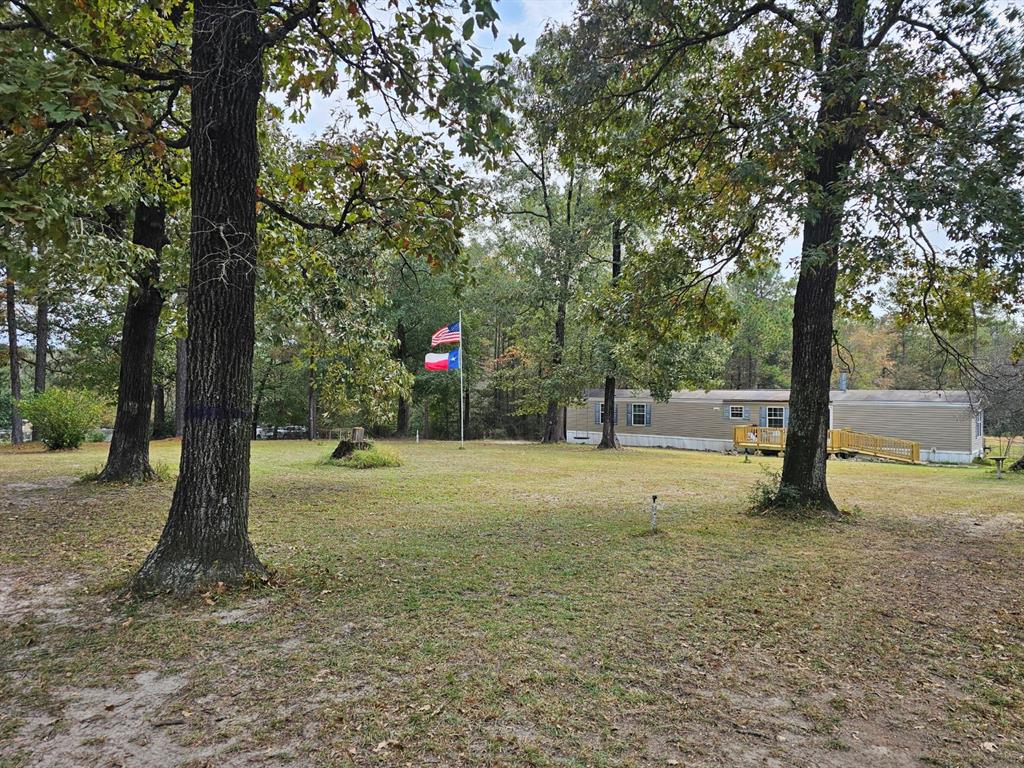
330 444 402 469
19 388 106 450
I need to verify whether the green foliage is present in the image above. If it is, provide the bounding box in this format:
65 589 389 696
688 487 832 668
19 387 106 450
725 264 794 389
328 444 402 469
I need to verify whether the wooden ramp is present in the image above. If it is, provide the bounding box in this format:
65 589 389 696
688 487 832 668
734 426 922 464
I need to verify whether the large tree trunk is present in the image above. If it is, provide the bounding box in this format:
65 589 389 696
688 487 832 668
306 357 317 440
5 274 23 445
395 321 410 436
541 291 568 444
598 220 623 450
174 335 186 437
133 0 267 593
97 201 166 482
34 294 47 394
396 395 410 437
154 383 166 432
252 361 270 440
598 376 617 449
775 0 863 515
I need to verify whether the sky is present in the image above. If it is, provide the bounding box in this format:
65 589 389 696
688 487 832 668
286 0 578 140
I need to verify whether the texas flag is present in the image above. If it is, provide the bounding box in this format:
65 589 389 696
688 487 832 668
424 348 460 371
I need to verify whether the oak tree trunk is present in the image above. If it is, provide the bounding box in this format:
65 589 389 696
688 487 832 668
776 0 863 515
395 321 409 436
541 289 568 444
98 200 166 482
34 294 47 394
306 357 317 440
599 376 617 449
5 274 23 445
154 383 166 432
133 0 267 593
174 335 186 436
598 220 623 450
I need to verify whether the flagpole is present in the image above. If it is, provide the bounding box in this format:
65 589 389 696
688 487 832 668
459 309 465 449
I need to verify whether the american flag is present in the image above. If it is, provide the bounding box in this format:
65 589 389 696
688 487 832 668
431 321 461 347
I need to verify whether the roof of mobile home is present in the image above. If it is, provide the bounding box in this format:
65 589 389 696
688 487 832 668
582 389 975 405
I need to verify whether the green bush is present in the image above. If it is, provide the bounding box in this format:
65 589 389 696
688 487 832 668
19 388 106 450
332 445 402 469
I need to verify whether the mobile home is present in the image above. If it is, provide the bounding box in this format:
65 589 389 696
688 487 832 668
566 389 984 464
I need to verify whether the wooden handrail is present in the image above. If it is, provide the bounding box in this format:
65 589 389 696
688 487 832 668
734 426 921 464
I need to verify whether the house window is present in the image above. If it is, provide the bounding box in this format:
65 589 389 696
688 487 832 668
976 411 983 439
632 403 648 426
766 406 785 428
730 405 745 419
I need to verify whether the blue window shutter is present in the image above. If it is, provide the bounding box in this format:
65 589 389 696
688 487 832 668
594 402 601 425
742 406 749 421
646 403 652 427
759 407 767 427
783 407 790 428
613 404 619 424
626 404 633 426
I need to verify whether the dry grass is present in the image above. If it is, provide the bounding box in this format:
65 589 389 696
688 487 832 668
1 438 1022 768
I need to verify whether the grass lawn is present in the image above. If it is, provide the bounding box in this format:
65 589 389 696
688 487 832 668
1 439 1022 768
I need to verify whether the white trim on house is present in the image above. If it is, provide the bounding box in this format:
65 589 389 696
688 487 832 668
567 430 732 452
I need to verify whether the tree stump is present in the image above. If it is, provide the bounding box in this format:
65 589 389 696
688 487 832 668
331 427 369 460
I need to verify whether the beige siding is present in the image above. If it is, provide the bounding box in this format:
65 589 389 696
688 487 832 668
831 403 974 452
567 398 734 439
568 396 977 454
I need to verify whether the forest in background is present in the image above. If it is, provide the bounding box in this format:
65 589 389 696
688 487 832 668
5 248 1022 443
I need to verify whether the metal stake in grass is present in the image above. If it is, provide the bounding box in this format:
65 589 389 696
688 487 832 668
650 494 658 532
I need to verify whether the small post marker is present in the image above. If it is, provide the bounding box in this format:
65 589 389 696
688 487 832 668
650 494 658 532
416 430 420 444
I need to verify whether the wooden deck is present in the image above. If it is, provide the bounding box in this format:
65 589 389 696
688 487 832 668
734 426 922 464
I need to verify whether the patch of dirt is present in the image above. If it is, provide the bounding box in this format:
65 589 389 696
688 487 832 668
0 476 77 511
6 670 309 768
9 670 195 767
0 571 82 627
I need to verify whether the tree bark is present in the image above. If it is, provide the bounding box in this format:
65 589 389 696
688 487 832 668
97 200 166 482
174 335 186 437
776 0 864 515
1011 455 1024 472
252 360 270 440
34 294 47 394
598 219 623 450
541 286 568 444
395 321 409 436
306 356 317 440
154 383 166 432
598 376 617 449
133 0 267 593
5 274 23 445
